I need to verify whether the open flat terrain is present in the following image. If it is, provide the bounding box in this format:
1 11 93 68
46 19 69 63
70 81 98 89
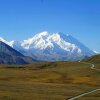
0 61 99 100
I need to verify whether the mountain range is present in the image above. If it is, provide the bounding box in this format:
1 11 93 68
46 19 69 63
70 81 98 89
0 41 36 64
0 31 96 62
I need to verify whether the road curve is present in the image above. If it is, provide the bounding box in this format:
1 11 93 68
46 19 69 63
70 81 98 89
67 61 100 100
79 61 100 71
91 64 100 71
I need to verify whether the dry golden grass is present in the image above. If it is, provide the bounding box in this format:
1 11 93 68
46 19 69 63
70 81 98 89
0 61 99 100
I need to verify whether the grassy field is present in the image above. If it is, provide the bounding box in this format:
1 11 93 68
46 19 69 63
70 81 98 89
94 64 100 69
0 61 99 100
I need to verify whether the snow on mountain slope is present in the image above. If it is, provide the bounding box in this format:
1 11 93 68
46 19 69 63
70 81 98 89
14 31 95 61
0 32 96 61
0 41 36 64
0 37 14 47
93 50 99 54
21 31 50 49
20 32 81 53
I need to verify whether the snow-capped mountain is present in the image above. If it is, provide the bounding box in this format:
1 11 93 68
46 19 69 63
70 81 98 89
93 50 99 54
0 37 14 47
0 32 96 61
20 32 81 52
0 41 36 64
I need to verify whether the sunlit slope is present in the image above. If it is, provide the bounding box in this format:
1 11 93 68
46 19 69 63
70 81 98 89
83 54 100 63
83 54 100 69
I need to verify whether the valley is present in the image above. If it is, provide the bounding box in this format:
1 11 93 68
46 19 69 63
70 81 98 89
0 57 99 100
0 0 99 100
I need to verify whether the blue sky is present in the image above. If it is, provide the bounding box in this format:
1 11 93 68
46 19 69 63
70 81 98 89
0 0 100 52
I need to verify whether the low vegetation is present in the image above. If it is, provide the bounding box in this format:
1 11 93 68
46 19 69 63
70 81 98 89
0 55 100 100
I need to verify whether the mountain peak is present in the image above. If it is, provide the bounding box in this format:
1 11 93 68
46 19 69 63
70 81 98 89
0 37 15 47
0 41 36 64
0 37 5 42
0 31 96 61
36 31 49 37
